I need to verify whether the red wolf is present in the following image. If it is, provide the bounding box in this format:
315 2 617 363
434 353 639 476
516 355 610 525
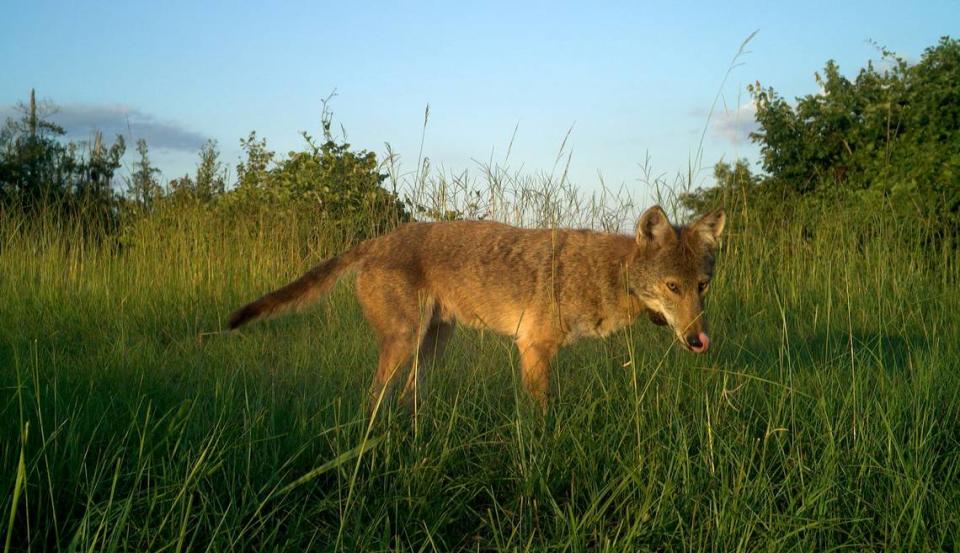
229 205 725 410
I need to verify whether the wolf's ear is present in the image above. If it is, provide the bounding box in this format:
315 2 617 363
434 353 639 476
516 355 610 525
690 208 726 247
636 205 674 247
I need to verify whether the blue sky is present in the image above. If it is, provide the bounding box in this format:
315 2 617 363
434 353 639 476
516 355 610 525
2 0 957 202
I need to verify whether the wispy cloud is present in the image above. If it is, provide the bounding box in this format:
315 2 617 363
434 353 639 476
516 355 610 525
0 102 207 152
710 101 758 145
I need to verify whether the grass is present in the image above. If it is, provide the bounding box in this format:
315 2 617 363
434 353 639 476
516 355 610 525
2 187 959 551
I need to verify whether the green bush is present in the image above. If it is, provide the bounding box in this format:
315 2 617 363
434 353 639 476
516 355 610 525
748 37 959 238
219 130 408 242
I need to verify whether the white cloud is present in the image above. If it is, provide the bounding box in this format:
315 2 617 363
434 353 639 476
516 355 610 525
710 101 758 145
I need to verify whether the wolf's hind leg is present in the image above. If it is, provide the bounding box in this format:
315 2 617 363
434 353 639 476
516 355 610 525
357 271 434 412
369 336 416 410
402 316 455 410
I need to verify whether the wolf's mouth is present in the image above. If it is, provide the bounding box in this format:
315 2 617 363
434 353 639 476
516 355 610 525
646 309 668 326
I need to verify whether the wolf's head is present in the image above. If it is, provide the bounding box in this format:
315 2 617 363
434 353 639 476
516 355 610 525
628 205 726 353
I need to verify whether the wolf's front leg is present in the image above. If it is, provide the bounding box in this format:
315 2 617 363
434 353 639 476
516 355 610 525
516 338 559 412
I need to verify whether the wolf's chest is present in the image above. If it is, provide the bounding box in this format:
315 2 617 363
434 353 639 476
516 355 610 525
562 310 631 344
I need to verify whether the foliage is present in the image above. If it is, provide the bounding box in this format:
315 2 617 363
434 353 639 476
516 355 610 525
680 159 763 215
125 138 162 211
1 90 409 245
0 90 125 225
745 36 960 236
168 139 228 204
222 129 409 241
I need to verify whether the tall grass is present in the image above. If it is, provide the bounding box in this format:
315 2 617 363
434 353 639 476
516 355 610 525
1 170 958 551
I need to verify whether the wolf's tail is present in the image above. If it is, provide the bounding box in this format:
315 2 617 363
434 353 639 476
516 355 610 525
228 248 362 330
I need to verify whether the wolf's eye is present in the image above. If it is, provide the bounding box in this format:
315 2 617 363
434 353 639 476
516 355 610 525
666 282 680 293
698 281 709 292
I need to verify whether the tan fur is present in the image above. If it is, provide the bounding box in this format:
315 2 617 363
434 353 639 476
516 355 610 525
229 205 726 410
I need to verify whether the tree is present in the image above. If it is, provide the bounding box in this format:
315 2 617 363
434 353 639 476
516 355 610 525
0 89 125 221
223 128 408 239
76 130 125 204
271 132 407 232
748 37 960 233
0 89 70 206
680 159 762 215
194 139 226 201
235 131 275 191
168 139 226 203
125 139 162 210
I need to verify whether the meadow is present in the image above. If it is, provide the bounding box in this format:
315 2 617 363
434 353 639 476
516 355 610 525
1 176 959 551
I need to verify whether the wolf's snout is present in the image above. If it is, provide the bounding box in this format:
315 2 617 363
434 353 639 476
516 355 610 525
685 331 710 353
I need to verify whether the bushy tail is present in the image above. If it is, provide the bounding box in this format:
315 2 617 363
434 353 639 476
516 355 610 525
228 251 360 330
